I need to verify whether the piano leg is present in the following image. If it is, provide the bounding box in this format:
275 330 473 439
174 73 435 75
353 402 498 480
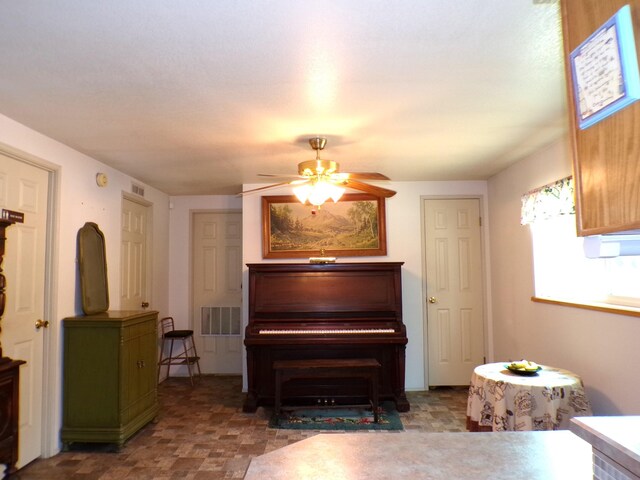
243 393 259 413
394 345 410 412
395 393 410 412
274 369 282 419
243 348 259 413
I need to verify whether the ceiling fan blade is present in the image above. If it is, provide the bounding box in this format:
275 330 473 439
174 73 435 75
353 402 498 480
343 179 397 198
238 181 296 196
341 172 390 181
258 173 306 179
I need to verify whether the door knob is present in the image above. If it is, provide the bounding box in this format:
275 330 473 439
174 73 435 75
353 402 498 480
141 302 149 308
428 297 437 304
35 319 50 330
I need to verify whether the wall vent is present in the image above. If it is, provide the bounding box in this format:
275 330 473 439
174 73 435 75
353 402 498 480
131 183 145 197
201 306 241 336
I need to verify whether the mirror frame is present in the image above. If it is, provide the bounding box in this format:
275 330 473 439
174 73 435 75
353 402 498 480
77 222 109 314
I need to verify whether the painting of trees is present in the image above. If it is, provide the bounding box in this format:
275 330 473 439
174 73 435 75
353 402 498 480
263 194 387 258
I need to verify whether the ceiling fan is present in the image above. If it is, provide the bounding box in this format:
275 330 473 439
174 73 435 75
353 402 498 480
240 137 396 207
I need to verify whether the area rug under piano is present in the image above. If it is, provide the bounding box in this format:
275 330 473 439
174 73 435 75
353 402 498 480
270 402 403 431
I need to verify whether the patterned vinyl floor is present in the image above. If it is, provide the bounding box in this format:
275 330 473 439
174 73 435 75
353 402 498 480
16 376 469 479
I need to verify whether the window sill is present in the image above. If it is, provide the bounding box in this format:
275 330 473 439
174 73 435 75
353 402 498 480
531 296 640 318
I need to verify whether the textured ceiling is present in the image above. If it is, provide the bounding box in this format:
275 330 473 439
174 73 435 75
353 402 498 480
0 1 566 195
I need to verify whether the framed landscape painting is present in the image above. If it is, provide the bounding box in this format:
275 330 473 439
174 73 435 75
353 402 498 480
262 193 387 258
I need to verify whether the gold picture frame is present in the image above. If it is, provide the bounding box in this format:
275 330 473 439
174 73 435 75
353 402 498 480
262 193 387 259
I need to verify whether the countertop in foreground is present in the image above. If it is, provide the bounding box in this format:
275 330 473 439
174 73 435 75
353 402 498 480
245 430 592 480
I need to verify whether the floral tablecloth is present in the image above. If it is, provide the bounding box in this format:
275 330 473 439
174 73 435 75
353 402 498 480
467 362 592 432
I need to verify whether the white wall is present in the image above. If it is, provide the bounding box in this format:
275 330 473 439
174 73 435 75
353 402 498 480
0 113 171 455
241 181 491 391
488 138 640 415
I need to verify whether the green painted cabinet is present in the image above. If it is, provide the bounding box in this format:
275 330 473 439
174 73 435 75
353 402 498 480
61 310 159 448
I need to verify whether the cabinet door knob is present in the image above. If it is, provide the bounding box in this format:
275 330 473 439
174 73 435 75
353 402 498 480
141 302 150 308
35 319 50 329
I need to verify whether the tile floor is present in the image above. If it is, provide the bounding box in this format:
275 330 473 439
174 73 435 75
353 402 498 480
16 376 469 479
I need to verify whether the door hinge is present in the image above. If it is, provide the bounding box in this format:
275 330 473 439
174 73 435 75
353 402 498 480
479 216 482 226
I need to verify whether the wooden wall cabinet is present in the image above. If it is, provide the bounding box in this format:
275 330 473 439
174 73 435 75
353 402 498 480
61 310 159 448
562 0 640 235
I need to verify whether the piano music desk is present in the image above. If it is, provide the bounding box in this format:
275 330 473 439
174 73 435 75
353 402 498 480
273 358 381 422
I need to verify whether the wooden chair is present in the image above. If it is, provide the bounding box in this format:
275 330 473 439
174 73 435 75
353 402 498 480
157 316 201 386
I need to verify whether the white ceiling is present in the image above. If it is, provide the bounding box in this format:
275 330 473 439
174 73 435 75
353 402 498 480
0 1 566 195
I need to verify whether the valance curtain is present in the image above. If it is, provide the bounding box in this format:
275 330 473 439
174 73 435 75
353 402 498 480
520 176 575 225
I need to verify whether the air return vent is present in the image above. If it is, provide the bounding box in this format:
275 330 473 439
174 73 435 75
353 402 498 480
201 307 241 336
131 183 145 197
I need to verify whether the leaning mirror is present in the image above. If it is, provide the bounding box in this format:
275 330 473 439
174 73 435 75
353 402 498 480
77 222 109 314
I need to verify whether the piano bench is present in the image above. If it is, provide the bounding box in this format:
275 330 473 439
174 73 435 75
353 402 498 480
273 358 381 422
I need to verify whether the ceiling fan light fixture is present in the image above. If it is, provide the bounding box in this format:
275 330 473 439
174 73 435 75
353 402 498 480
308 180 337 207
329 184 345 203
292 138 345 206
293 183 312 204
238 136 395 202
298 159 339 176
294 179 345 207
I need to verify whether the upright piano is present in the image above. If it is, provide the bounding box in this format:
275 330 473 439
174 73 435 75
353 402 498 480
243 262 409 412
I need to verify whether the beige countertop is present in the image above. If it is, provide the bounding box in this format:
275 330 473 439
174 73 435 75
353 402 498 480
245 430 592 480
570 416 640 478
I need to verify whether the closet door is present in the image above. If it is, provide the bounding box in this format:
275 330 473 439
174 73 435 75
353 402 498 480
0 153 49 467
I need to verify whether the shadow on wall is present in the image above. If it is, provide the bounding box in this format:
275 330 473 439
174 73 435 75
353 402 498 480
587 387 624 415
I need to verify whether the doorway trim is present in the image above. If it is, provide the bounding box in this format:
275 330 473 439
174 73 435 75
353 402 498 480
420 195 491 389
0 144 60 459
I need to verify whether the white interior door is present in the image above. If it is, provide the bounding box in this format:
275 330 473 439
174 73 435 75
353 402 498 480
121 197 149 310
0 153 48 467
192 212 242 374
424 198 485 386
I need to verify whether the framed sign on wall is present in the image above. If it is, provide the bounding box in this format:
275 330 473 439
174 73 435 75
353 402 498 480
569 4 640 129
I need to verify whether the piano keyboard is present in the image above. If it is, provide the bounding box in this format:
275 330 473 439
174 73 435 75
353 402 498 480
259 328 395 335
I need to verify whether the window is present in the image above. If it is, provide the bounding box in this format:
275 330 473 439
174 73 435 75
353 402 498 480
523 177 640 308
600 256 640 307
530 215 606 302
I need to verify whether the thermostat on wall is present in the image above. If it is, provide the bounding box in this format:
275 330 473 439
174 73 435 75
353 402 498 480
96 173 108 187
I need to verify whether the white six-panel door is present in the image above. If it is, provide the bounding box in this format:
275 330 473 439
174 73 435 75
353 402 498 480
0 153 48 467
424 198 485 386
192 212 242 374
121 197 149 311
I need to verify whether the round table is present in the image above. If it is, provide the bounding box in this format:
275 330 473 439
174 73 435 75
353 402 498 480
467 362 592 432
